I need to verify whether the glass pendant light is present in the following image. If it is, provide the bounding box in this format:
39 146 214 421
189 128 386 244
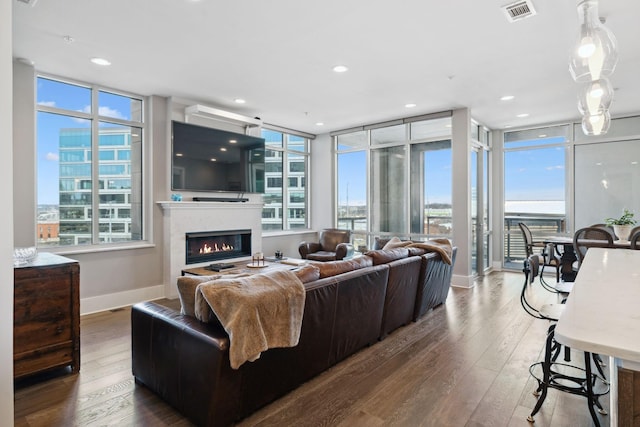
581 110 611 136
569 0 618 83
577 78 613 115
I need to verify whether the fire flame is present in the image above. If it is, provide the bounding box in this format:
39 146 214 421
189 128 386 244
199 243 234 254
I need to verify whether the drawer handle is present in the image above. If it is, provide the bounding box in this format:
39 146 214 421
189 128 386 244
56 326 63 334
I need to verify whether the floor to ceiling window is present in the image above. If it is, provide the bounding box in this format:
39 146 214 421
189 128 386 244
471 122 491 274
334 113 454 251
503 125 568 268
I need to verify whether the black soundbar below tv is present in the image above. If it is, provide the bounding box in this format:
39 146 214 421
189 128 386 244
192 197 249 202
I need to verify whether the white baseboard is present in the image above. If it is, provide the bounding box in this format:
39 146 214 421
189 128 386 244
451 273 476 288
80 284 166 315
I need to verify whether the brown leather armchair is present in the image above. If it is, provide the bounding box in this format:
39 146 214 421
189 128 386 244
298 229 354 261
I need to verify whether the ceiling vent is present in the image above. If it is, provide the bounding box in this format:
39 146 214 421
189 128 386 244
16 0 39 6
502 0 537 22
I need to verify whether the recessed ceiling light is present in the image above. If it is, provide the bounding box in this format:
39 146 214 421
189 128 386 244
504 125 513 128
229 139 237 144
234 98 246 104
333 65 348 73
210 158 217 162
405 103 417 108
176 153 183 157
501 95 515 101
538 134 547 138
220 147 227 152
90 57 111 66
316 122 324 126
516 113 529 118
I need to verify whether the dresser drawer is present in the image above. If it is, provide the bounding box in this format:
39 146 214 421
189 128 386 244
13 253 80 379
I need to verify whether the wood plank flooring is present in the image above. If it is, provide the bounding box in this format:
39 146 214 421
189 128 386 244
14 271 610 426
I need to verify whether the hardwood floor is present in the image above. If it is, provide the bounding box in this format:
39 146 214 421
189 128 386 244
14 271 609 426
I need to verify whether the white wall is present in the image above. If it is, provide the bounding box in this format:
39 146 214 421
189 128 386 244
451 108 474 288
12 62 34 247
309 133 334 230
3 0 15 423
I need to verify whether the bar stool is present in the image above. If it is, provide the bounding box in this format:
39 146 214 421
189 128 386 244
521 255 609 425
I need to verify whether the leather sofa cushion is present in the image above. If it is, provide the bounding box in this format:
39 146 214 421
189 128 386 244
407 247 427 257
307 251 338 262
365 248 409 265
311 256 373 279
293 264 321 283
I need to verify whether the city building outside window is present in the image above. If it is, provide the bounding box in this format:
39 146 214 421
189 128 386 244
36 76 144 247
261 128 310 231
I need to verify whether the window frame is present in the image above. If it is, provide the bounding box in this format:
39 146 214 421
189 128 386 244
261 126 311 233
35 74 151 252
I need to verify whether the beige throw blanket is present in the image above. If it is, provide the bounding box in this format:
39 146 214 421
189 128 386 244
407 239 453 265
194 269 306 369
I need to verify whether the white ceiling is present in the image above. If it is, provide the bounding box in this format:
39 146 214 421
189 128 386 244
12 0 640 135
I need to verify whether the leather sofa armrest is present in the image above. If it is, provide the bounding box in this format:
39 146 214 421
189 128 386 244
299 242 321 259
335 243 354 260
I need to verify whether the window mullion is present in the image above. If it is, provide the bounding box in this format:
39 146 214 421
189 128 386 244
282 137 289 229
91 88 100 244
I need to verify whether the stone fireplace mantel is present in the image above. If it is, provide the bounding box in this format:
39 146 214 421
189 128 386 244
158 201 263 298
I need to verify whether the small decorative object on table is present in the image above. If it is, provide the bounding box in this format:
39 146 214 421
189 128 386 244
13 247 37 267
275 250 283 260
249 252 267 268
171 193 182 201
605 209 637 242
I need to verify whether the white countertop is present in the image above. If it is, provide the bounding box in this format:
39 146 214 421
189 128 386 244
555 248 640 364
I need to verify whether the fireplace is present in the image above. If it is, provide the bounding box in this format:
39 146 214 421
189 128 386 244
185 229 252 265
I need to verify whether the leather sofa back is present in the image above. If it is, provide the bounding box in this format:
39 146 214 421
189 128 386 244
319 228 350 251
379 255 422 338
414 247 458 320
132 263 390 426
311 255 373 278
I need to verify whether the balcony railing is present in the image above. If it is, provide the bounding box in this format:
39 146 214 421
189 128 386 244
504 213 566 269
338 212 566 269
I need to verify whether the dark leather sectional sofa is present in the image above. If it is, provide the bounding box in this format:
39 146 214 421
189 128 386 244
131 245 457 426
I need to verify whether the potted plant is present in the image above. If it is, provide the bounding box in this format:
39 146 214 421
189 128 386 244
605 209 637 242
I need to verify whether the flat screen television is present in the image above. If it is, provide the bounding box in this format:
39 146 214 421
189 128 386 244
171 121 265 193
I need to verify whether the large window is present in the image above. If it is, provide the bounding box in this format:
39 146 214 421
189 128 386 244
503 125 568 267
36 76 144 247
262 129 310 231
335 114 454 250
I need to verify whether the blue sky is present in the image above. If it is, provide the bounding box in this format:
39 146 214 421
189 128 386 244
36 78 133 205
37 77 566 209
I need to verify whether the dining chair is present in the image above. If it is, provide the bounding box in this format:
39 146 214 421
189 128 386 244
589 223 617 240
573 226 615 268
518 222 561 284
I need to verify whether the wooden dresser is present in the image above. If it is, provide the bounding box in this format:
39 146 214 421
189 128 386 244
14 253 80 379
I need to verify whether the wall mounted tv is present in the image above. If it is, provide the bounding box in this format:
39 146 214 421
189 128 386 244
171 121 265 193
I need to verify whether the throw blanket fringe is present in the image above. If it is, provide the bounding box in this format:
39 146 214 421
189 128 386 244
407 239 453 265
194 269 305 369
